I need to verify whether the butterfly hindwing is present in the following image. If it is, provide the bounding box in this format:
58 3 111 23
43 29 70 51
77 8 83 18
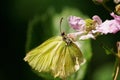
52 42 84 78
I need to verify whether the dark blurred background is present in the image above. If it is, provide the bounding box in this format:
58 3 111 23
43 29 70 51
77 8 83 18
2 0 120 80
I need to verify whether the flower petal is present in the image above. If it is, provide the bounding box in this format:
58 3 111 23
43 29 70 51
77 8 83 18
97 20 120 34
68 16 85 31
79 33 95 40
92 15 102 25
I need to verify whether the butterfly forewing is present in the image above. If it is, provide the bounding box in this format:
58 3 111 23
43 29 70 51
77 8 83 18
24 36 62 71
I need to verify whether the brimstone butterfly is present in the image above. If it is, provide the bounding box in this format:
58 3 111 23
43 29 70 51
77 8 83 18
24 18 84 79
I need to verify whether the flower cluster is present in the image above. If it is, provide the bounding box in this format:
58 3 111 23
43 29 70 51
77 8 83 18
68 12 120 40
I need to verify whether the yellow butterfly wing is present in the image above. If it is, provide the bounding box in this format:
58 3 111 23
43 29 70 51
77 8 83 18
51 41 84 79
24 36 84 79
24 36 62 72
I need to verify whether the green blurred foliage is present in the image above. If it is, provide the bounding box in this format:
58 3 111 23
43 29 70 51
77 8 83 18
93 63 114 80
4 0 120 80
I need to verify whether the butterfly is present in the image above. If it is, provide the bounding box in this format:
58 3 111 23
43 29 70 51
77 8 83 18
24 18 84 79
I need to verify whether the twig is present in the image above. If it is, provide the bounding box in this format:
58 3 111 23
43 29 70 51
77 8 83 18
114 65 119 80
101 3 112 12
113 42 120 80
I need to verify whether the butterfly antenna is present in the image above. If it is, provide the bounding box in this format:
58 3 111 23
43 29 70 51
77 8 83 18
60 17 63 34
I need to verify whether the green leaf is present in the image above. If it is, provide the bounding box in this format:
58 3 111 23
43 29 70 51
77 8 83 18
102 45 115 55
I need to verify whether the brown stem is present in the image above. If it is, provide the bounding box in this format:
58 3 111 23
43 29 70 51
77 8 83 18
113 42 120 80
117 42 120 58
113 64 119 80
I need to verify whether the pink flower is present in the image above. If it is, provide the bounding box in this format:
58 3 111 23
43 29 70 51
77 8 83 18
97 12 120 34
68 15 102 40
68 13 120 40
68 16 85 31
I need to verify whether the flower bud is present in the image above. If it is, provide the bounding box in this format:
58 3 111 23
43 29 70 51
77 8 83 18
115 4 120 15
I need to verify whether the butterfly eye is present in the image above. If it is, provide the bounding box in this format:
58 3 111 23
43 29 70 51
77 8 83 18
61 32 65 36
